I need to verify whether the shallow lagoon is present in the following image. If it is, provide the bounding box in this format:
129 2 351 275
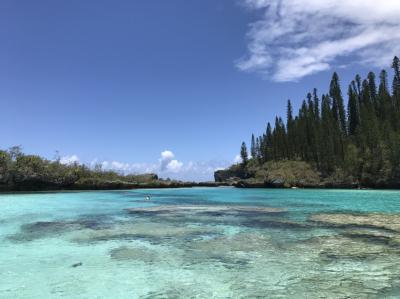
1 187 400 298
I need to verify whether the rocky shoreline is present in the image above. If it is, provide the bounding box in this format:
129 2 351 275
214 160 400 189
3 179 399 192
226 179 400 189
0 180 230 192
229 179 360 189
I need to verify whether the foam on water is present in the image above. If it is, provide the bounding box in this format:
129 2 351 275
1 188 400 298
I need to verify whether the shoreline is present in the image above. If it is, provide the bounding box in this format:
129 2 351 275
1 184 400 194
0 181 230 193
231 181 400 190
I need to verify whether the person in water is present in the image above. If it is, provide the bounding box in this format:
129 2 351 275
145 195 151 200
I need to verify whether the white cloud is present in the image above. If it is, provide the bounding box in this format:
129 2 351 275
60 155 79 165
237 0 400 81
159 150 181 172
234 154 242 164
86 150 231 181
165 159 183 173
100 160 158 174
160 150 174 160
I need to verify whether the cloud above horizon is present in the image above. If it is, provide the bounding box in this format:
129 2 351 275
62 150 236 182
237 0 400 81
59 154 79 165
159 150 183 173
233 154 242 164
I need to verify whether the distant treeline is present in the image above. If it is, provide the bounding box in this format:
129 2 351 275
0 147 191 191
237 57 400 187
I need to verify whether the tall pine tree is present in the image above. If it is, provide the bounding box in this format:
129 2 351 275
330 72 347 134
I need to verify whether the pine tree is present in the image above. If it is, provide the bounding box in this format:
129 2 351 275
255 136 264 163
240 142 248 166
347 85 359 136
286 100 294 159
250 134 256 159
392 56 400 101
367 72 378 115
355 75 362 95
320 95 335 173
312 88 321 167
392 56 400 128
330 72 347 134
265 122 273 161
287 99 293 125
378 70 394 127
378 70 389 98
313 88 320 120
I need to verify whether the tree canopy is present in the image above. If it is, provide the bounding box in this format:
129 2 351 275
238 57 400 188
0 146 161 191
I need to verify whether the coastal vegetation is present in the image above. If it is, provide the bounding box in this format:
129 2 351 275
216 57 400 188
0 146 216 191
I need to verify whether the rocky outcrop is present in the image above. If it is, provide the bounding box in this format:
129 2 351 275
214 163 250 183
214 160 389 189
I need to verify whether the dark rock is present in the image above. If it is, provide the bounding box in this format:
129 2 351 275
214 164 248 183
71 262 82 268
233 179 267 188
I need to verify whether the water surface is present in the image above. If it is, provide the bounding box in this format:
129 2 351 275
1 188 400 298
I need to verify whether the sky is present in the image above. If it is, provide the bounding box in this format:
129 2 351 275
1 0 400 181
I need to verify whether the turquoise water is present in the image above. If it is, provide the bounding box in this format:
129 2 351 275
1 187 400 298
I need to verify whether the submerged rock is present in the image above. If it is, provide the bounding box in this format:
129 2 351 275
341 229 400 248
188 232 272 253
109 246 158 262
72 221 221 244
8 217 111 242
8 221 82 242
181 233 275 269
309 213 400 232
126 205 286 216
141 286 214 299
241 218 312 230
286 233 400 297
126 205 289 230
305 235 392 261
307 213 400 258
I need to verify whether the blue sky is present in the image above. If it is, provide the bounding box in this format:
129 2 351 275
1 0 399 181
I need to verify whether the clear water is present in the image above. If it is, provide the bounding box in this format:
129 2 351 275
1 187 400 298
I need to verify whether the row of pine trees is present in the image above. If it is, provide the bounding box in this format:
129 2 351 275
241 57 400 185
